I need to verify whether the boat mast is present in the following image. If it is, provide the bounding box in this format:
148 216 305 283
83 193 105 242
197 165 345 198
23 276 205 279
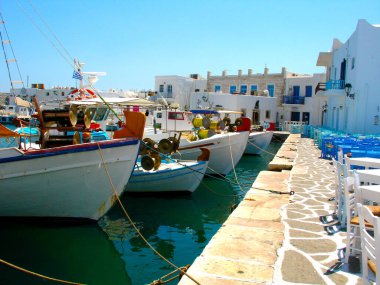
0 13 24 102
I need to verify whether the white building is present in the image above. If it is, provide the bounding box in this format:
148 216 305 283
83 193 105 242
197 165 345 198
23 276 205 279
280 73 326 126
189 92 278 128
316 19 380 134
153 75 207 109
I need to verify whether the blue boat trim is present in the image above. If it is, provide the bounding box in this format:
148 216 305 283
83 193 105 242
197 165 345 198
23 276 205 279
190 109 218 115
0 138 139 164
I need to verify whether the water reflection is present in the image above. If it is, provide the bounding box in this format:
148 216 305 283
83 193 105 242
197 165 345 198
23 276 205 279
100 178 237 284
0 222 131 285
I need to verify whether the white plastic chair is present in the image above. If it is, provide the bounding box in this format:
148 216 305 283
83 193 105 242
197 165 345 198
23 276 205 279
357 203 380 284
343 176 362 262
335 160 348 227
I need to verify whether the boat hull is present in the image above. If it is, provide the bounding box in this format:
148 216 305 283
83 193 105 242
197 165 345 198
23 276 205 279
125 160 208 193
0 138 139 221
245 131 273 155
157 132 249 175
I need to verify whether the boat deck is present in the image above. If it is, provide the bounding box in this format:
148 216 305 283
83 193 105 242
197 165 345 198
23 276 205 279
179 135 361 284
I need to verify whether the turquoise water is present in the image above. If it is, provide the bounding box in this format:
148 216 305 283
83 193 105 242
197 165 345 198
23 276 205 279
0 140 282 285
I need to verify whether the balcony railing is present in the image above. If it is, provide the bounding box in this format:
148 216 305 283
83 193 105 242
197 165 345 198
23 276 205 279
282 96 305 105
326 80 345 90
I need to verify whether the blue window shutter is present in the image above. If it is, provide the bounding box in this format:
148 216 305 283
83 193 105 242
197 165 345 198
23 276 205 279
230 85 237 93
267 84 274 97
293 86 300 97
305 86 312 97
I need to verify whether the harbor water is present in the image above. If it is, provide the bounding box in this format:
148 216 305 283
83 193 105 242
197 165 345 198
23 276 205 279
0 138 281 285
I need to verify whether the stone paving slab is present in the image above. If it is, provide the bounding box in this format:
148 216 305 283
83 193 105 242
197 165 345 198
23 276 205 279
179 170 291 285
268 134 300 171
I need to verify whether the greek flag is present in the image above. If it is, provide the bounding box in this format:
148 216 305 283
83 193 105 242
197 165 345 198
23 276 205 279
72 70 83 80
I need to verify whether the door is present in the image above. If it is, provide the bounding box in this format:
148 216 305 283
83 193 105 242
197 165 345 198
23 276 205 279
252 110 260 125
340 59 346 81
302 112 310 124
291 112 300 122
293 86 300 97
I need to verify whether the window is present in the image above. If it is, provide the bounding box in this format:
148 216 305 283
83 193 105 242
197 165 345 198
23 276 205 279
351 57 355 69
94 108 109 121
265 110 271 119
240 84 247 94
159 85 164 92
305 86 312 97
167 85 172 93
230 85 237 94
267 84 275 97
46 92 50 96
61 92 65 96
168 112 184 120
214 85 221 92
250 85 258 95
250 85 258 91
156 112 162 119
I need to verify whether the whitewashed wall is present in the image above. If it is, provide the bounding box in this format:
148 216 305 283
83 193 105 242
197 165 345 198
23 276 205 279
190 92 278 125
326 20 380 134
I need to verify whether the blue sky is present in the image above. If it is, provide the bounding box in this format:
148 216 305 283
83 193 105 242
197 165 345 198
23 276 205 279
0 0 379 92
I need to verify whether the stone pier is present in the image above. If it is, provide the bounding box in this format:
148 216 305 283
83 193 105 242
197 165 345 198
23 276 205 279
179 136 362 285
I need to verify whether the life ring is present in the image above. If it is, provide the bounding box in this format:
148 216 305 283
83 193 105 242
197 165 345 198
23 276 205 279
69 88 97 100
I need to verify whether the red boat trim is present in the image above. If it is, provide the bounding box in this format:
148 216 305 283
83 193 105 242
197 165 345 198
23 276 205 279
0 138 139 163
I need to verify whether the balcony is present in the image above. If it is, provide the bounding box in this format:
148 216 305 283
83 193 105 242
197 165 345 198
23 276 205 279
326 79 345 90
282 95 305 105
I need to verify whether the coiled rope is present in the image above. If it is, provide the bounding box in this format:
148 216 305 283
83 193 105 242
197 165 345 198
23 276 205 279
0 258 85 285
96 143 201 285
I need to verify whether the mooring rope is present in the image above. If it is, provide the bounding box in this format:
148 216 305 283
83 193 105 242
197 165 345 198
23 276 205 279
96 143 201 285
0 258 85 285
228 134 244 194
246 140 276 156
140 139 247 187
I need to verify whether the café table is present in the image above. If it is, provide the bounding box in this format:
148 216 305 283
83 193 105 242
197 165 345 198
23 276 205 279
358 184 380 202
357 169 380 185
346 157 380 169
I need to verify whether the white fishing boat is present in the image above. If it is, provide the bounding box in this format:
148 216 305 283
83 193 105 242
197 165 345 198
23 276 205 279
125 149 210 193
149 109 250 176
0 100 146 221
245 131 273 155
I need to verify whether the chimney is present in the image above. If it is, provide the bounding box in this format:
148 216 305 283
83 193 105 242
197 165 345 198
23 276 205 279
248 69 253 76
222 70 227 77
238 69 242 76
207 71 211 78
264 67 269 75
282 67 287 76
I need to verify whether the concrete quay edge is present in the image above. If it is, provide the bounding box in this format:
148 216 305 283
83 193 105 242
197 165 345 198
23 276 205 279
179 135 300 285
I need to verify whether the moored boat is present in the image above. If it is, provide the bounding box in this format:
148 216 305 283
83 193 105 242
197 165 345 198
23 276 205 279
148 109 250 175
245 131 273 155
125 149 210 193
0 100 146 221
